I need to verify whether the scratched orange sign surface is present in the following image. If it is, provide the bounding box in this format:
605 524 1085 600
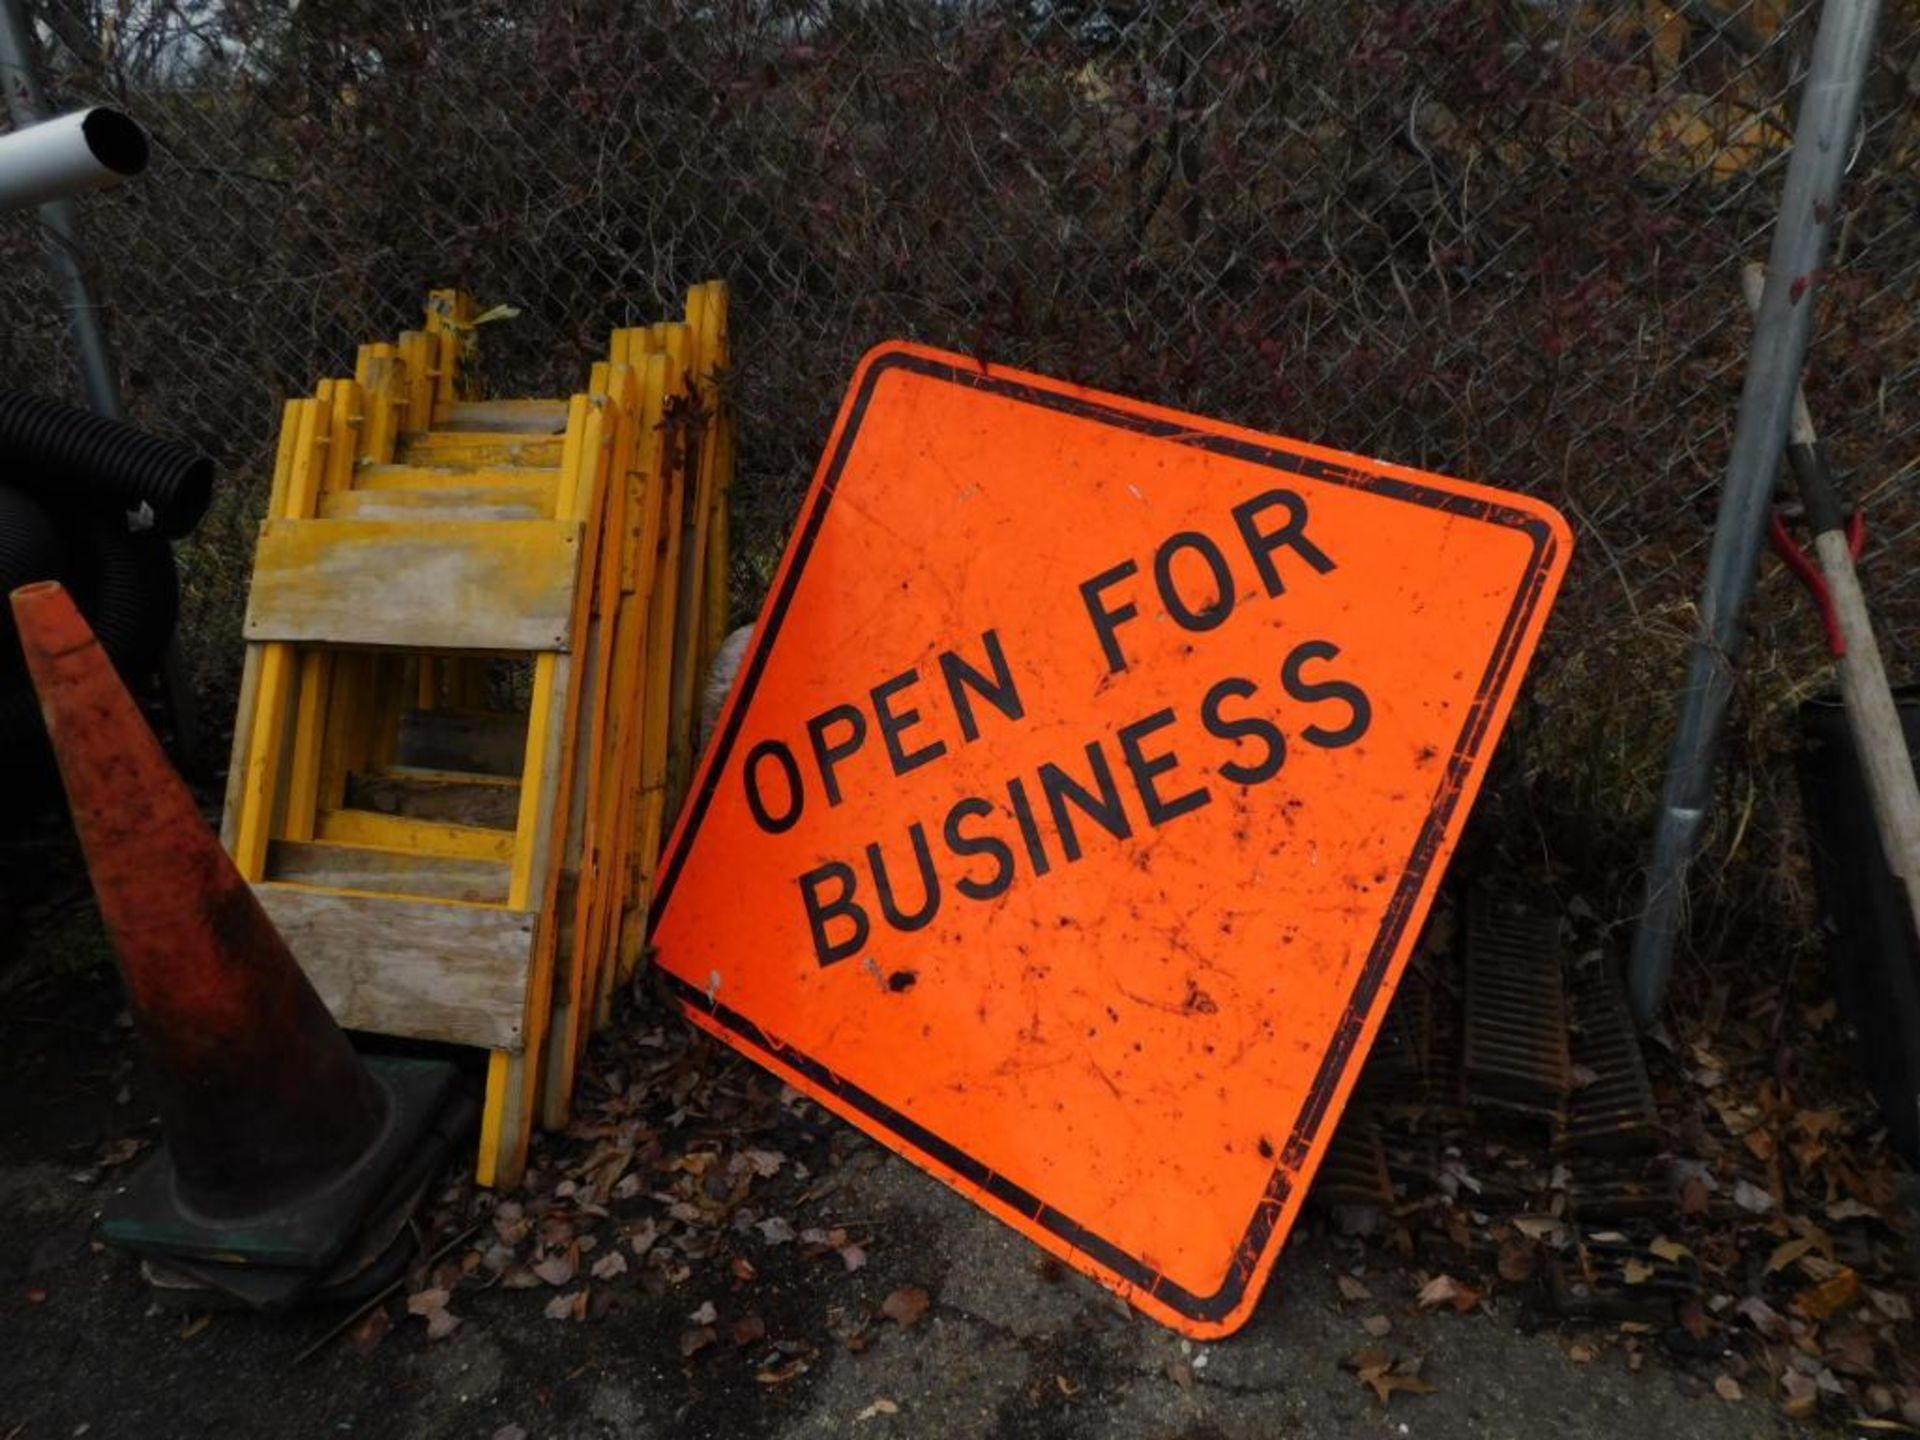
650 344 1570 1336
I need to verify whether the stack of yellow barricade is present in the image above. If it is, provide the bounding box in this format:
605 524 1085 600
221 287 734 1186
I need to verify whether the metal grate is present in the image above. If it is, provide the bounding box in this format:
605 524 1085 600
1462 891 1570 1122
1557 957 1661 1156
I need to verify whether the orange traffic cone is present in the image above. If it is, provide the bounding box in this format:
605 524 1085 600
12 581 466 1305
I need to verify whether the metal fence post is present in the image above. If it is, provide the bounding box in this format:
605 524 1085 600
0 0 122 418
1627 0 1884 1024
0 0 206 772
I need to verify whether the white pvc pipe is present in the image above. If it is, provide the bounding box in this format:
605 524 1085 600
0 107 148 216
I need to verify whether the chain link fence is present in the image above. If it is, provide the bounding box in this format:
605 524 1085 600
3 0 1916 954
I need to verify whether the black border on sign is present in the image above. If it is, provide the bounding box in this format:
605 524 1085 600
651 349 1563 1326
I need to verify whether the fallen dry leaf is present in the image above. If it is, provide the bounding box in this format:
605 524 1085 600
1337 1275 1372 1303
1767 1237 1816 1274
1793 1269 1861 1321
1648 1237 1690 1263
1736 1296 1788 1338
1732 1179 1775 1215
688 1300 719 1326
425 1308 461 1342
590 1250 629 1281
1497 1235 1538 1282
1567 1342 1596 1364
1867 1289 1913 1322
1348 1348 1436 1405
405 1287 450 1316
856 1399 900 1421
1621 1258 1655 1285
349 1306 391 1357
731 1314 767 1347
1715 1375 1743 1403
545 1291 587 1322
881 1286 931 1328
531 1250 577 1287
1780 1369 1819 1421
1511 1215 1568 1246
1416 1274 1480 1313
1362 1314 1392 1337
681 1324 718 1357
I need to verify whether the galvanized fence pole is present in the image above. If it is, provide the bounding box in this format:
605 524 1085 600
0 0 121 418
1627 0 1885 1024
0 0 207 771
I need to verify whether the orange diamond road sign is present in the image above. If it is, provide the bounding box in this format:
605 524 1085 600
650 343 1571 1337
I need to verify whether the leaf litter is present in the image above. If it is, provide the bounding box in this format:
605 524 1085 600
323 982 928 1402
1305 894 1920 1428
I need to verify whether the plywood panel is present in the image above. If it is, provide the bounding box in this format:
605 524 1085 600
319 487 550 521
397 433 567 468
440 400 569 434
244 518 582 651
255 883 533 1050
266 840 512 904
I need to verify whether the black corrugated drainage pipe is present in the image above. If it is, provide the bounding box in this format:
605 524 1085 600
0 481 68 750
0 480 177 754
0 389 212 539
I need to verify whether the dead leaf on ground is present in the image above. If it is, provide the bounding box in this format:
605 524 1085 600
545 1291 588 1322
1715 1375 1743 1402
1622 1258 1655 1285
1767 1237 1815 1274
1346 1348 1436 1405
405 1287 450 1316
1511 1215 1569 1246
1793 1269 1861 1321
1337 1275 1372 1302
1415 1274 1481 1313
1567 1342 1596 1364
1736 1296 1788 1339
731 1315 767 1347
1497 1234 1538 1282
1780 1370 1819 1421
688 1299 719 1326
881 1286 930 1328
1648 1237 1690 1263
349 1306 391 1357
424 1308 461 1342
856 1399 900 1421
1732 1179 1775 1215
1868 1289 1913 1322
531 1249 578 1287
1362 1314 1393 1337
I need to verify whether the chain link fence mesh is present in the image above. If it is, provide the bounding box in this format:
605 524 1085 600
2 0 1916 953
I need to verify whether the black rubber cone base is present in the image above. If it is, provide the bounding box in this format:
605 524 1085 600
102 1055 462 1275
133 1083 479 1313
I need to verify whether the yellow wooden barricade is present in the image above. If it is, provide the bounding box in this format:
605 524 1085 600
222 285 734 1186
